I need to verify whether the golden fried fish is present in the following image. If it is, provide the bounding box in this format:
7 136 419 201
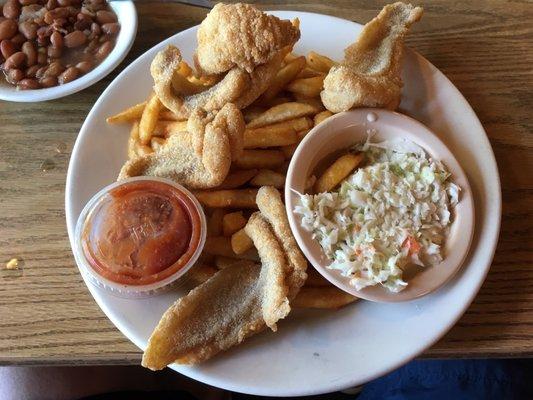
321 2 423 112
195 3 300 75
118 103 245 189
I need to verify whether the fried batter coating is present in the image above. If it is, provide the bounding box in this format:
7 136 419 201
118 103 245 189
195 3 300 75
321 2 423 112
255 186 307 299
142 221 291 369
152 46 250 119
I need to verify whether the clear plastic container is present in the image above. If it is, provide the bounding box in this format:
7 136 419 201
73 177 206 298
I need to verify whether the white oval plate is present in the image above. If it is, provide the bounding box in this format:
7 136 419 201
0 1 137 102
65 11 501 397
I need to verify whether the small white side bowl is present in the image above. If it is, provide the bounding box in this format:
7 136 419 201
0 1 137 102
285 109 475 302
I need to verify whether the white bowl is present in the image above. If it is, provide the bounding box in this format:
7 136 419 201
0 1 137 102
285 108 475 302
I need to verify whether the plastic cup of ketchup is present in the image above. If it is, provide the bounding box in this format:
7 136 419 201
73 177 207 297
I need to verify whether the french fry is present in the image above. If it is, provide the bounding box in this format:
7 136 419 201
263 96 292 108
231 228 254 255
314 153 364 193
260 56 306 102
306 51 337 73
171 70 210 95
150 137 166 152
127 121 140 159
305 268 331 287
178 60 193 77
274 160 291 174
296 67 322 79
233 149 285 169
204 236 258 260
247 103 319 128
222 211 247 236
287 75 325 98
207 209 225 237
135 143 153 156
250 169 286 189
106 101 146 124
194 189 259 208
215 256 246 269
159 109 187 121
244 117 312 148
305 175 317 191
292 287 357 309
243 106 266 123
186 264 218 284
217 169 258 190
284 52 298 64
281 143 298 159
293 93 325 110
153 120 188 137
139 94 162 144
314 110 334 126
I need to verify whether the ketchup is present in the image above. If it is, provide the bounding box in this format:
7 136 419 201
81 180 202 285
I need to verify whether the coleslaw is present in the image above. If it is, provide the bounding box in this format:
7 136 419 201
295 138 460 292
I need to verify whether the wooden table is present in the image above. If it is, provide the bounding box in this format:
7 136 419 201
1 1 532 366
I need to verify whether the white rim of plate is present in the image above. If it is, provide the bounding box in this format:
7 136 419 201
0 1 137 102
65 11 502 397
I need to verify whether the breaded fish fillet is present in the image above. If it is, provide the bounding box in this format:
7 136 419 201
118 103 245 189
321 2 423 112
255 186 307 299
151 46 250 120
195 3 300 75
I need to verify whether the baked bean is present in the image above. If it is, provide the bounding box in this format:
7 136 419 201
58 65 78 84
35 64 47 78
19 0 39 6
47 44 61 58
21 41 36 65
17 77 40 90
0 19 18 40
88 21 100 39
57 0 71 6
44 8 69 25
36 50 46 64
3 0 21 20
45 0 57 11
44 60 63 77
11 32 25 45
40 75 57 87
25 64 39 77
50 31 62 48
95 39 112 60
95 10 116 24
4 51 25 69
6 68 24 83
75 60 91 73
18 20 38 40
85 36 98 52
63 29 85 47
74 13 91 30
0 39 16 59
101 22 119 35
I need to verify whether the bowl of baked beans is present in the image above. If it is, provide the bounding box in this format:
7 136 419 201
0 0 136 102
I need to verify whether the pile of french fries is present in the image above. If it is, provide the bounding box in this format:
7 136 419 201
106 49 360 309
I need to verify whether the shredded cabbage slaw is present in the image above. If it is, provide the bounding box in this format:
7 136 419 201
295 138 460 292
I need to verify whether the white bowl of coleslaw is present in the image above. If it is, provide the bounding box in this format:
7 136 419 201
286 109 475 302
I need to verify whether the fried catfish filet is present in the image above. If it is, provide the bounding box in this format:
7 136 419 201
118 103 245 189
195 2 300 75
321 2 423 112
142 187 307 368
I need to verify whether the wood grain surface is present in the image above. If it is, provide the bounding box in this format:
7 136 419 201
0 1 532 365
